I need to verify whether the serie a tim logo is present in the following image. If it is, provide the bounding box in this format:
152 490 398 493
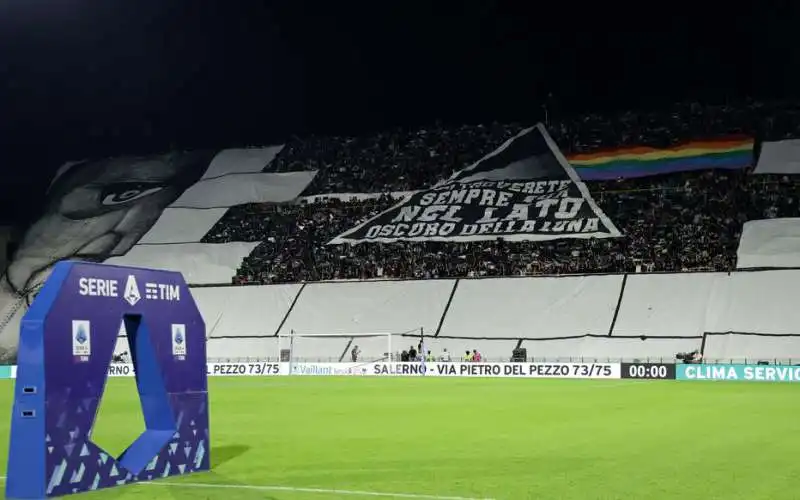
71 319 91 363
172 324 187 361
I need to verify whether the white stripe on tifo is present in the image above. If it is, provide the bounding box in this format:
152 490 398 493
0 476 495 500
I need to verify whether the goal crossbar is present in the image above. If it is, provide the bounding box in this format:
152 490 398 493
280 327 423 338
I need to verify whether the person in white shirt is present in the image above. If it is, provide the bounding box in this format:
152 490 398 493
439 348 451 362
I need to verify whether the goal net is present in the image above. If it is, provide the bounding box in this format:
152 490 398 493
277 328 423 369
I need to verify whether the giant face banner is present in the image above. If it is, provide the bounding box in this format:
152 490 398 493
0 146 310 349
6 152 217 295
328 124 621 244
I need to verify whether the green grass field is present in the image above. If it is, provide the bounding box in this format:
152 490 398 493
0 377 799 499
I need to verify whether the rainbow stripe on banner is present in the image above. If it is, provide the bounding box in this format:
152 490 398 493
568 137 754 180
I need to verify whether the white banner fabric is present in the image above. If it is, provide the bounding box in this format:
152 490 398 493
171 171 317 208
138 208 229 244
736 218 800 268
200 146 285 180
754 139 800 174
105 242 259 285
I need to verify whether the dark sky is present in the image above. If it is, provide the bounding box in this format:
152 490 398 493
0 0 798 226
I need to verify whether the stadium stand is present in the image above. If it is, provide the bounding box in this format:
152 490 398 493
5 100 800 364
205 169 794 282
199 101 800 285
194 101 800 363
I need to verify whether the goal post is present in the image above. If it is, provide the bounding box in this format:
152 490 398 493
277 327 424 372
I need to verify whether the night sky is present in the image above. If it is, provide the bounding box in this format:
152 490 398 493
1 0 798 226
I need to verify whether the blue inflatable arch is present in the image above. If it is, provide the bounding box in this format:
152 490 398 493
6 261 210 499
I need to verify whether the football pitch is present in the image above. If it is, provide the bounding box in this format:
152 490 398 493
0 377 798 499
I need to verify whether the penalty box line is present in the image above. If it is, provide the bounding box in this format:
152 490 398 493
0 476 496 500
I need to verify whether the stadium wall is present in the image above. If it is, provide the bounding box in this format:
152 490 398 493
187 269 800 363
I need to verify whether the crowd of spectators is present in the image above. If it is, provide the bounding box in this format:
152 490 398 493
202 100 800 284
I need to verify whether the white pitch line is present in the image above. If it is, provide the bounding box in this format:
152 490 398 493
146 481 496 499
0 475 494 500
